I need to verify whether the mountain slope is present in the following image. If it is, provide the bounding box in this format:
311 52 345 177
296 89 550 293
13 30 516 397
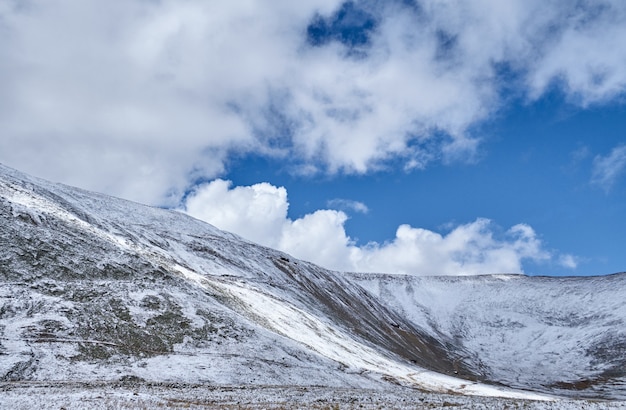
1 163 624 402
0 163 545 400
350 272 626 400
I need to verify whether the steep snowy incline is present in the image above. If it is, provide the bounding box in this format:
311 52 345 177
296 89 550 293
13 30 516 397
0 163 552 400
350 273 626 400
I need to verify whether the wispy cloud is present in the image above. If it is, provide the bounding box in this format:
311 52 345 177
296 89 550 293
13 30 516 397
558 254 579 269
571 145 591 164
182 180 569 276
1 1 626 204
327 198 369 214
592 144 626 192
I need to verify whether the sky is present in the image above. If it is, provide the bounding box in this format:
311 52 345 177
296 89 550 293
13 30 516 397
1 0 625 276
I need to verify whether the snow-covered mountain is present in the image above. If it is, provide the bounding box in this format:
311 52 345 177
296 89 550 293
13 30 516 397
1 163 624 403
350 272 626 400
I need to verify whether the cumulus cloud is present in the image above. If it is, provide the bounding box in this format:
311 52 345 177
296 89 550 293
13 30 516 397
1 1 626 204
591 144 626 192
183 180 289 249
182 180 576 275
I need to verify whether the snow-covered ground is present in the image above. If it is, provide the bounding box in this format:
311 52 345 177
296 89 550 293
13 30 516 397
1 162 625 406
3 383 625 410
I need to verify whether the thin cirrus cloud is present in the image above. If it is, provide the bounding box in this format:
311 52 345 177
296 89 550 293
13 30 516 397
182 180 576 275
326 198 369 214
591 144 626 192
1 1 626 205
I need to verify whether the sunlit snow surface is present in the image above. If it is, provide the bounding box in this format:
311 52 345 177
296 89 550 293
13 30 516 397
1 163 625 407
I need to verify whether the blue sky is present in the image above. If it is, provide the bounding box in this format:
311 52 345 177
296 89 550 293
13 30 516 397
223 92 626 276
1 0 625 276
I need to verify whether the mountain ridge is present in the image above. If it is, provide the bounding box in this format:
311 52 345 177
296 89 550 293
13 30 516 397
1 163 625 403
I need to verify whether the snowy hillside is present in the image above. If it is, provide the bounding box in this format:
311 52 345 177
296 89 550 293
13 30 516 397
1 163 625 406
350 272 626 400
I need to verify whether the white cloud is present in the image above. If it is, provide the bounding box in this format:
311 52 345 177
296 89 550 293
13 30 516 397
1 1 626 205
558 254 579 269
182 180 566 276
183 180 289 249
327 198 369 214
527 2 626 105
591 144 626 191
